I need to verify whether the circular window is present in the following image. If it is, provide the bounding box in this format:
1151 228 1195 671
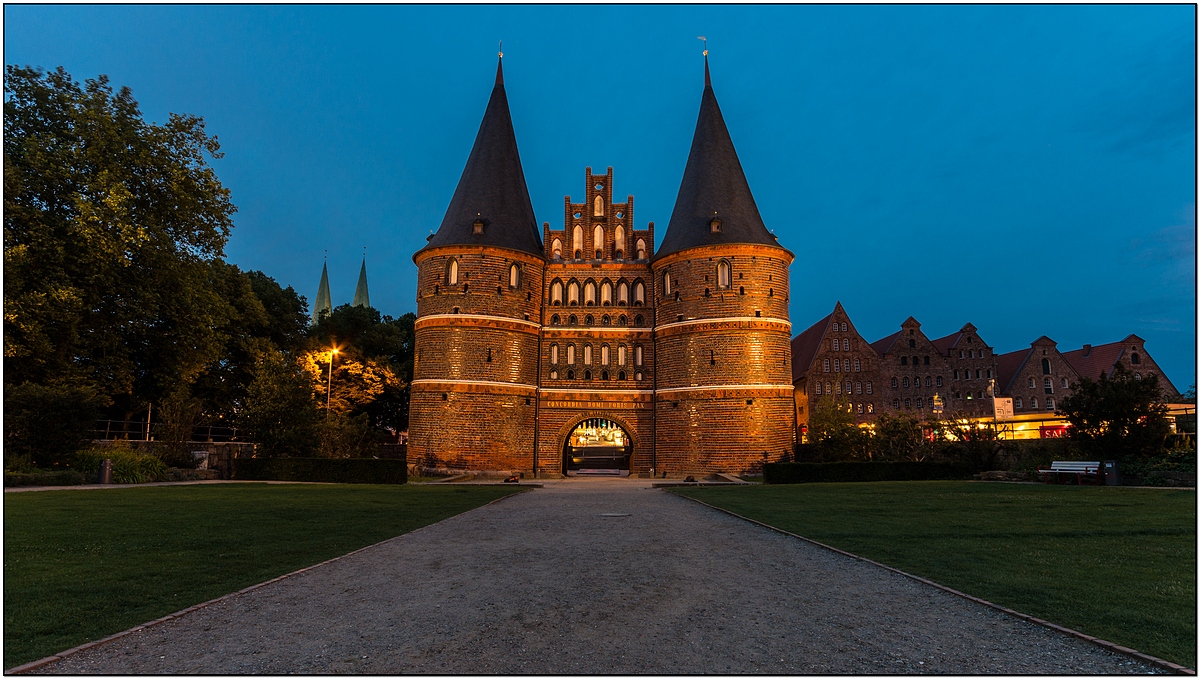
573 212 581 218
594 184 603 190
615 211 624 219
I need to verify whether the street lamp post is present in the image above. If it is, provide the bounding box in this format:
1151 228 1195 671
327 347 339 416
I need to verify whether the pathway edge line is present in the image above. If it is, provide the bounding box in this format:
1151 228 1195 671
5 487 531 675
669 490 1195 676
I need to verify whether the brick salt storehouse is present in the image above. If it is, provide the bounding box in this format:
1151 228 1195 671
408 57 795 477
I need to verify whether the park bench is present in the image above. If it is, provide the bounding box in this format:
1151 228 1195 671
1037 460 1101 485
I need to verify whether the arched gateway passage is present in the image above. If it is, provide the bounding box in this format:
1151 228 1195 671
562 418 632 477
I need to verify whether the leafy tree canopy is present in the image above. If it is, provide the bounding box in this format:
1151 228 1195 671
1058 363 1171 461
4 65 236 413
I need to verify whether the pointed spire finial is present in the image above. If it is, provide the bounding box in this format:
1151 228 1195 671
495 45 504 86
698 36 710 87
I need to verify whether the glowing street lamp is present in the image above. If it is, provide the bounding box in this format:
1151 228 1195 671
326 347 340 415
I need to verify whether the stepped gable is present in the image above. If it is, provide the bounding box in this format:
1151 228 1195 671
423 58 542 257
994 347 1033 394
657 57 781 259
790 310 835 381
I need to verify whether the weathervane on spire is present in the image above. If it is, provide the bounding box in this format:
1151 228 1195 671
698 36 708 57
498 40 503 58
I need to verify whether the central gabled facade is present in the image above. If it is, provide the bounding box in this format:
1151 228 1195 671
408 57 795 476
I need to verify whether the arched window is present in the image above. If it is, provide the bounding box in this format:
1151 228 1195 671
663 271 672 296
1131 352 1140 365
826 381 833 395
618 315 627 326
508 264 520 289
550 370 558 380
551 314 560 325
552 238 562 260
567 345 576 364
904 398 911 408
585 314 594 326
550 344 559 364
568 314 578 326
856 382 862 394
584 281 597 305
593 195 604 216
617 281 629 305
572 225 583 258
593 225 604 259
446 258 459 285
1062 377 1069 388
866 381 873 394
1042 358 1052 375
567 281 580 305
901 357 908 366
636 238 647 260
815 382 823 395
634 314 644 326
1028 377 1035 389
891 377 898 388
823 359 830 372
1046 397 1055 410
583 345 592 365
717 261 732 289
550 280 563 305
854 359 861 372
867 403 874 414
600 281 613 306
601 345 610 365
602 315 611 326
893 398 900 408
634 345 643 366
903 377 910 388
633 281 645 306
614 225 625 258
618 345 627 365
1030 397 1038 409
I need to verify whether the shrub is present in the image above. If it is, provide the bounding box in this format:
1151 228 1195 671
4 382 103 469
232 458 407 484
73 444 168 484
763 461 974 484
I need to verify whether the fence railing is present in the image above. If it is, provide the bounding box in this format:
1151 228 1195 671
92 420 247 443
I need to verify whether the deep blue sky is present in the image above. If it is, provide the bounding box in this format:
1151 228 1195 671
6 5 1195 390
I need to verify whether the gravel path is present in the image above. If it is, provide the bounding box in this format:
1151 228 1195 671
35 479 1158 674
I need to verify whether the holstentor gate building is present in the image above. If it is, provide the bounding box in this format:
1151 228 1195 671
409 56 795 477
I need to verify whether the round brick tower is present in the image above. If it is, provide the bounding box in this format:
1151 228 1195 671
409 57 546 472
651 58 796 475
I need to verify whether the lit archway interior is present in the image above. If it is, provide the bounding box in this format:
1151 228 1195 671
563 418 632 477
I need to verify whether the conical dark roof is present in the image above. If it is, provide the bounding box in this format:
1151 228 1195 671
657 58 781 258
423 58 542 257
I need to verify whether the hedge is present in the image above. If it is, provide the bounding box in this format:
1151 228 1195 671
232 458 408 484
4 470 88 487
763 461 974 484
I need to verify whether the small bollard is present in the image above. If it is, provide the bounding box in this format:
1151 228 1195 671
99 459 113 485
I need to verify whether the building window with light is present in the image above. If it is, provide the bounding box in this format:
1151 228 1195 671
857 403 864 414
633 281 645 306
550 344 558 364
634 345 643 366
867 403 874 414
446 258 459 285
1044 378 1053 394
717 261 732 289
617 281 629 305
509 264 520 289
663 271 672 296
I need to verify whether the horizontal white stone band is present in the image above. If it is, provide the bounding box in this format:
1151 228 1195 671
539 388 656 395
416 313 541 329
654 316 791 332
655 384 795 394
412 379 537 392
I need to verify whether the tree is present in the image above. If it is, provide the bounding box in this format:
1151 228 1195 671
238 352 320 458
4 382 104 469
4 66 236 416
806 391 870 461
1058 363 1171 461
873 413 927 462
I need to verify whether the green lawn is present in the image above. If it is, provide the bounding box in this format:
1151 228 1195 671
4 483 524 669
671 482 1196 669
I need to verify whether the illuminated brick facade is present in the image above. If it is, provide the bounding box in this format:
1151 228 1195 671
409 58 796 476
